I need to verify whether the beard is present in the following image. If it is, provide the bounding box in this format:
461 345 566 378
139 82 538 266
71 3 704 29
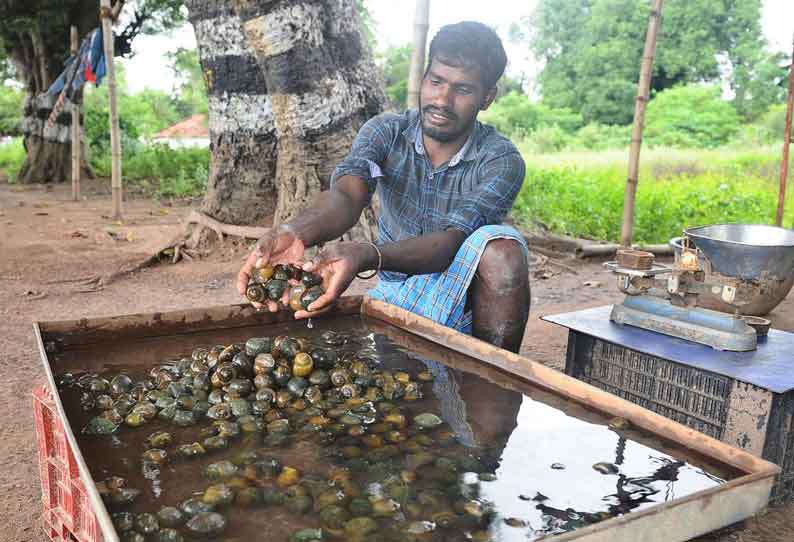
420 105 474 143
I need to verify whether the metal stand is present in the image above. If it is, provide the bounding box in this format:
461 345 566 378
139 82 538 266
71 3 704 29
610 296 757 351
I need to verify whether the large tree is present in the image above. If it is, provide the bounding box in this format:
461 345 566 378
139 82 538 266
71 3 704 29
185 1 278 225
529 0 779 124
186 0 386 235
0 0 184 184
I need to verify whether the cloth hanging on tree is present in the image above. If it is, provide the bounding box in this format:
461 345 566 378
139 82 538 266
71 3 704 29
46 28 107 126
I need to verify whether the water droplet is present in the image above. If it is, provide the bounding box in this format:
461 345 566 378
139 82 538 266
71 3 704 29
306 318 314 329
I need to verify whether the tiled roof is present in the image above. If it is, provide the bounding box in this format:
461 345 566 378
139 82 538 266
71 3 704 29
153 114 209 138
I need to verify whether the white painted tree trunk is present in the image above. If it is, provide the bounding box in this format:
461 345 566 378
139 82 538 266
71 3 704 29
187 1 278 225
235 0 387 240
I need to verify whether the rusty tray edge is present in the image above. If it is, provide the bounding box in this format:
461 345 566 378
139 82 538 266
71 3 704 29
362 298 780 542
33 296 780 542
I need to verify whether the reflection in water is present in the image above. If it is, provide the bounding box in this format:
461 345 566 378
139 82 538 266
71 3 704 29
383 334 723 541
57 319 726 542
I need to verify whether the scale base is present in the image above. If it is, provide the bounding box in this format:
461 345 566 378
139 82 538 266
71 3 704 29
610 295 757 351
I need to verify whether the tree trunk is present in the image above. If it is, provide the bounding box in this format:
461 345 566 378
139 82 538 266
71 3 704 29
186 1 278 226
18 93 93 184
234 0 387 241
5 11 95 184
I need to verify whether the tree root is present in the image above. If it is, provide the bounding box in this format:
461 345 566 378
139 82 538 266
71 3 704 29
76 210 268 292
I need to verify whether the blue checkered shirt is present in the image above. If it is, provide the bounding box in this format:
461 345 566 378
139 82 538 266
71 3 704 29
331 110 526 282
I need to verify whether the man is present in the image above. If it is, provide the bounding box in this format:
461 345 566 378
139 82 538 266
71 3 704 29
237 21 530 353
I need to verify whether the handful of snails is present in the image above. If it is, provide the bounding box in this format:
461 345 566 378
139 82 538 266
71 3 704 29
245 263 325 311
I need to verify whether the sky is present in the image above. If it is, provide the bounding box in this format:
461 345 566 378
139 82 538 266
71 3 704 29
121 0 794 95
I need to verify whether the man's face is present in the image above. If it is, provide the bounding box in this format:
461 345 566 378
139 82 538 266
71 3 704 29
419 58 494 144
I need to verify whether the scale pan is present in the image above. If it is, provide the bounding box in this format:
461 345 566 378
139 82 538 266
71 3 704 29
685 224 794 281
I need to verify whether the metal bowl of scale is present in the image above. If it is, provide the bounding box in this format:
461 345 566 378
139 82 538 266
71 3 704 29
669 224 794 316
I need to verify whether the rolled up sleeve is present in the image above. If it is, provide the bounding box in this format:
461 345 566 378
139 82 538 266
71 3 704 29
331 114 395 193
441 151 526 236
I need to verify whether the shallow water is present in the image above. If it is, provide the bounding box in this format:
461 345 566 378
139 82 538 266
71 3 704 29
54 315 731 542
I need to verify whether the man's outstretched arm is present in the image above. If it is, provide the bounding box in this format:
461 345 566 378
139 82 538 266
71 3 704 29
286 175 370 247
235 175 369 309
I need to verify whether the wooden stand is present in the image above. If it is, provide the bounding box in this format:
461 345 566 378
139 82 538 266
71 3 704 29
70 26 81 202
620 0 664 247
778 34 794 227
100 0 122 219
406 0 429 110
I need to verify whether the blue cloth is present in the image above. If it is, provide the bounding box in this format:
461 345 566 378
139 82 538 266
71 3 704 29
48 28 107 99
331 110 526 284
368 224 528 333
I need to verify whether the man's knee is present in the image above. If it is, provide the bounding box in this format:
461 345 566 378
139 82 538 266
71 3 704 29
476 238 528 293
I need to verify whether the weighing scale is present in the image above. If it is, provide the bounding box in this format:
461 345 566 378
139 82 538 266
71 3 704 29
545 224 794 501
605 224 794 351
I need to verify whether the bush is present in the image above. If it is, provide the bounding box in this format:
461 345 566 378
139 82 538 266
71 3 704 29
644 85 741 148
514 147 794 244
524 125 569 153
91 144 209 198
731 104 791 147
0 137 24 181
480 92 583 140
0 85 23 136
571 123 632 150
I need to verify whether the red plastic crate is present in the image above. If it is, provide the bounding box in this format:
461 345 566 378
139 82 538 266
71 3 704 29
33 385 103 542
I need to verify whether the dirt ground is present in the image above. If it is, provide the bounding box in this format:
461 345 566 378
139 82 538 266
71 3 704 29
1 180 793 542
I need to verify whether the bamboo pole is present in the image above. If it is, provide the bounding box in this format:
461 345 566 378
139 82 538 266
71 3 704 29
406 0 430 110
100 0 122 219
70 26 81 202
620 0 664 247
778 35 794 227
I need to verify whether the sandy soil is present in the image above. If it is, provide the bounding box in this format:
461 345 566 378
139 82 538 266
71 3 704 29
0 180 792 541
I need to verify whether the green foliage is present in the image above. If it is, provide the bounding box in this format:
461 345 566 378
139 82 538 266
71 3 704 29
124 0 187 36
644 85 740 148
495 74 526 100
529 0 771 125
727 104 791 147
83 63 186 157
355 0 377 51
480 91 583 139
167 47 208 117
81 60 207 198
93 144 208 198
570 123 632 150
0 136 24 181
0 83 23 135
379 44 411 111
512 147 794 244
0 43 15 83
732 51 789 120
525 125 569 153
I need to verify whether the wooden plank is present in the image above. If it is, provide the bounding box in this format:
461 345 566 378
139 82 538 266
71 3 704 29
361 297 779 478
38 296 363 347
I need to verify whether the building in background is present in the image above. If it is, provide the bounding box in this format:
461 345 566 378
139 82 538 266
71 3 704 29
151 114 209 148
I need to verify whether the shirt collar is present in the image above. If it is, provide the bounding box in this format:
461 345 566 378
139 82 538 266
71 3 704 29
403 110 479 167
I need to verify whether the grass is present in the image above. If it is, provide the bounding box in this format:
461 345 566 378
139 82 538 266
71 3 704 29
0 138 208 198
92 144 209 198
513 145 794 244
0 137 25 182
4 134 792 242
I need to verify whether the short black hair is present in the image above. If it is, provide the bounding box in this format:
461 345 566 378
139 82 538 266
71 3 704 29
425 21 507 89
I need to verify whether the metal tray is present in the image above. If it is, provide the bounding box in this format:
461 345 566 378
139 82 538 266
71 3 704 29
34 296 780 542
